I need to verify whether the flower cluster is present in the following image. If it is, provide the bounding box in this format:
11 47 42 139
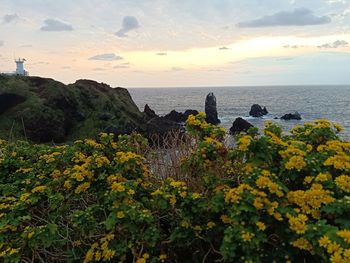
0 114 350 262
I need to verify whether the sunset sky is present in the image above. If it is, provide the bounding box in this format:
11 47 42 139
0 0 349 87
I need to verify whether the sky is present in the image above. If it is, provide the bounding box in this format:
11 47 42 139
0 0 350 87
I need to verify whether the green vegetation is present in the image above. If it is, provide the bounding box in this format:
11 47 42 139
0 113 350 262
0 75 143 143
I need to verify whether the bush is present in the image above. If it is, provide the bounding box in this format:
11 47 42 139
0 114 349 262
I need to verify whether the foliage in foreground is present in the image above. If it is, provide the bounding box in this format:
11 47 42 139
0 112 350 262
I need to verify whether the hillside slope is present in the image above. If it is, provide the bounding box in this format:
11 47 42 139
0 75 144 143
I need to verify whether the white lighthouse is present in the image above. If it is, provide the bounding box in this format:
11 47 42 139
15 58 28 76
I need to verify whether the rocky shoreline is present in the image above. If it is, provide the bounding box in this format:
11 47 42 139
0 75 304 143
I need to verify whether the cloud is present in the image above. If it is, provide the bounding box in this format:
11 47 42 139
113 65 129 69
171 67 184 71
276 57 295 61
115 16 140 37
88 53 123 61
318 40 348 48
92 67 106 71
237 8 331 28
156 52 167 56
219 46 230 50
20 44 32 48
2 14 19 24
283 45 302 49
40 19 73 31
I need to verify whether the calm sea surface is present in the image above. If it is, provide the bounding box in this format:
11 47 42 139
129 85 350 139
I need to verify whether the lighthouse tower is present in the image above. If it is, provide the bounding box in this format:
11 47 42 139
15 58 28 76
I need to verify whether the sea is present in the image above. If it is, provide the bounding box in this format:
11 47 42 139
129 85 350 140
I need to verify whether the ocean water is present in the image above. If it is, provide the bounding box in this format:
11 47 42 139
129 85 350 139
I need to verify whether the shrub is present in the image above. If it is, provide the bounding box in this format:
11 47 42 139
0 115 349 262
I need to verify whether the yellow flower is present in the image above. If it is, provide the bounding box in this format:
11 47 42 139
170 180 186 188
287 184 334 217
256 221 266 231
319 235 331 248
111 182 125 192
333 123 343 132
335 175 350 193
115 151 144 164
20 193 30 202
291 238 312 251
95 156 110 168
31 185 46 193
85 139 103 149
102 249 115 260
169 195 177 206
337 229 350 244
327 242 341 254
330 252 343 263
221 215 231 224
128 189 135 195
95 251 102 261
117 211 125 219
64 180 72 189
159 254 167 262
287 214 308 234
225 184 253 204
285 156 306 171
315 173 331 182
207 221 216 229
238 135 252 151
324 154 350 170
84 247 95 263
51 169 61 179
192 192 201 199
193 225 202 231
27 231 35 239
241 231 254 242
180 220 190 228
75 182 91 194
253 198 264 210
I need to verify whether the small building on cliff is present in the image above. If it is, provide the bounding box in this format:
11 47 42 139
1 58 29 76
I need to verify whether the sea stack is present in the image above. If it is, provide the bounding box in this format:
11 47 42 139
249 104 268 117
205 92 220 124
229 117 254 135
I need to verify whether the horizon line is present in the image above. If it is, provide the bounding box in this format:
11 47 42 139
127 83 350 89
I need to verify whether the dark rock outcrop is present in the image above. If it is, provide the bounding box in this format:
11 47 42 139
143 104 157 119
229 117 254 135
104 125 134 136
0 75 144 143
164 110 184 123
249 104 268 117
183 109 199 120
0 93 26 114
281 112 302 120
163 109 199 123
205 92 220 124
144 117 182 139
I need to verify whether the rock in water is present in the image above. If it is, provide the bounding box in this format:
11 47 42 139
229 117 254 135
281 112 302 120
205 92 220 124
249 104 268 117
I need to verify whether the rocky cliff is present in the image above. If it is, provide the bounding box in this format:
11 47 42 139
0 75 144 143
